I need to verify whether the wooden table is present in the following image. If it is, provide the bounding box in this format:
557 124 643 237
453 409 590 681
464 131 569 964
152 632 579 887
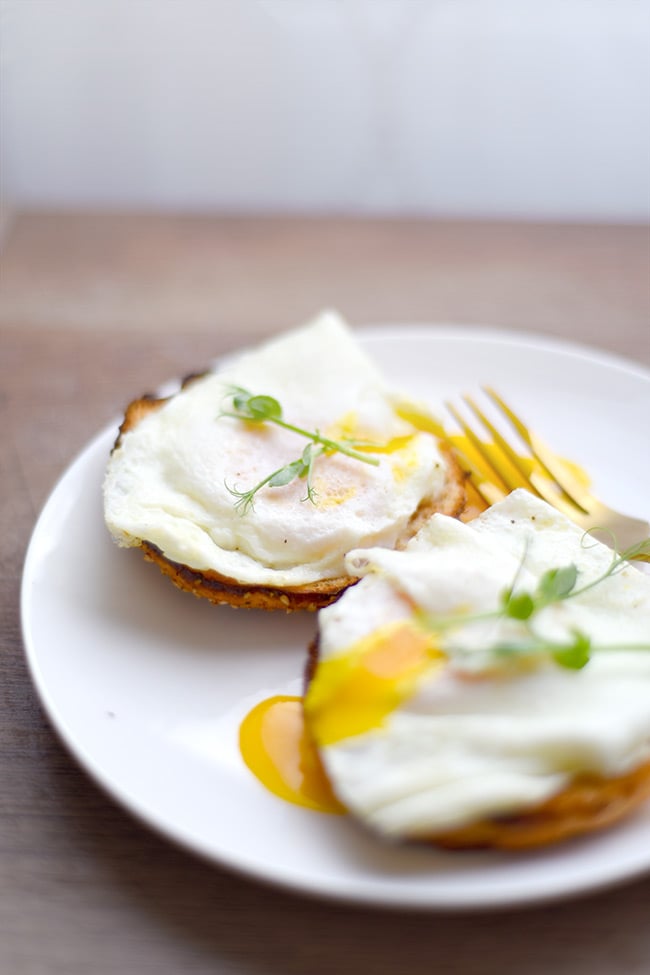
1 214 649 975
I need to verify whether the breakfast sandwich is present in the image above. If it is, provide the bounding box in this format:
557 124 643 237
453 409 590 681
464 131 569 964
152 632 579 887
304 490 650 847
103 312 465 611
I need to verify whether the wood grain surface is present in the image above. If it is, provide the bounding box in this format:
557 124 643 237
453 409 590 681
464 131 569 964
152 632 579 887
1 214 649 975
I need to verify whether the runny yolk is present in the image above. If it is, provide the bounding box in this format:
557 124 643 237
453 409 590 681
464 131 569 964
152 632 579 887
239 695 345 814
305 620 444 746
239 622 444 811
325 410 419 457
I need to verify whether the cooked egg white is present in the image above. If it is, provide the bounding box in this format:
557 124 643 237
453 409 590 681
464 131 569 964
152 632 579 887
103 312 449 587
306 490 650 838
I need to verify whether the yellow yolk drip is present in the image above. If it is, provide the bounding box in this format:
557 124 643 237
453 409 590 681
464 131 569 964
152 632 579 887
325 411 419 457
392 402 446 440
355 435 418 456
239 623 444 811
239 695 345 814
325 410 360 442
304 620 445 746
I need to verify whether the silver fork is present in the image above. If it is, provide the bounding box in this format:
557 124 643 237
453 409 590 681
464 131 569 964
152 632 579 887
443 387 649 555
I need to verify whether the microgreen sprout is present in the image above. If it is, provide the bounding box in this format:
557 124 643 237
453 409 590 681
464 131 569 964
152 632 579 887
418 536 650 671
219 385 380 513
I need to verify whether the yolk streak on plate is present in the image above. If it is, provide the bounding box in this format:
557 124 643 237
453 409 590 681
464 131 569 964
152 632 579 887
239 695 345 814
239 621 443 811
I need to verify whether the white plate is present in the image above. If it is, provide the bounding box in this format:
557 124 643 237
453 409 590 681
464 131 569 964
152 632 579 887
21 326 650 910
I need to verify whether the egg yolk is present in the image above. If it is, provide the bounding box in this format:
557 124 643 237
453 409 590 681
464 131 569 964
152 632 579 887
239 695 345 814
239 621 443 811
305 620 444 746
325 411 419 458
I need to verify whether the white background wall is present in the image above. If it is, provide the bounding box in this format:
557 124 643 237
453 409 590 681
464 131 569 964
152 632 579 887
1 0 649 220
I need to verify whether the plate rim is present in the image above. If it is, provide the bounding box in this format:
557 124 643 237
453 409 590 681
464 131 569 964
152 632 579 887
353 322 650 382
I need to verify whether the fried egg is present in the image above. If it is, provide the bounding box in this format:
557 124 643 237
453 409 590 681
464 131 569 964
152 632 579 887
305 490 650 839
103 312 459 592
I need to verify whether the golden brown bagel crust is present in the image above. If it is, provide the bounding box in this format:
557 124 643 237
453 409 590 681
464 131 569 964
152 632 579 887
432 759 650 850
112 390 467 612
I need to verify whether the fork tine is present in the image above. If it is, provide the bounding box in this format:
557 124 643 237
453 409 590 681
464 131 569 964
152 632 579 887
449 450 505 509
462 394 539 493
444 389 649 555
483 387 591 515
459 394 587 520
445 403 512 495
526 471 598 520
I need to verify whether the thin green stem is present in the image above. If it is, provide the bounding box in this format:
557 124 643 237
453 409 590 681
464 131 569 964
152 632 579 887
220 410 380 467
273 417 380 466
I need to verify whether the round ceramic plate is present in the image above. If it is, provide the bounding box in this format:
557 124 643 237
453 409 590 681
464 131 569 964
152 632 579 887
21 326 650 910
